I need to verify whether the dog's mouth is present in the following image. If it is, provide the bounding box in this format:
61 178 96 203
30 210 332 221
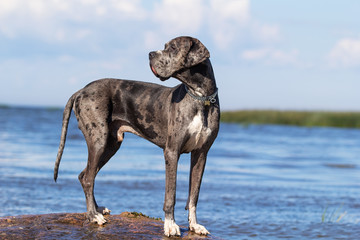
150 64 169 81
150 65 158 76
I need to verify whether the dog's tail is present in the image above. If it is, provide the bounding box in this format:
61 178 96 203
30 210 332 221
54 92 77 182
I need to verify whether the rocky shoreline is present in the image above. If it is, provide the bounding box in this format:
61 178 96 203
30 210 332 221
0 212 219 239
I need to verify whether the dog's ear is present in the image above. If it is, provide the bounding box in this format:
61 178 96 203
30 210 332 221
184 38 210 68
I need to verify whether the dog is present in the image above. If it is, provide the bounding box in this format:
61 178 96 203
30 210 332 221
54 36 220 237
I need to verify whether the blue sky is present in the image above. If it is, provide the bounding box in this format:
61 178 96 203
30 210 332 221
0 0 359 111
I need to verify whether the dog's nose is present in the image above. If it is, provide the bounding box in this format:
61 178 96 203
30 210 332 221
149 51 156 59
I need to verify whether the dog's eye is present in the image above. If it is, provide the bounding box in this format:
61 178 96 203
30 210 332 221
169 44 176 51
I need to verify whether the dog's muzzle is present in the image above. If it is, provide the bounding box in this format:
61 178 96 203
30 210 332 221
149 51 169 81
149 51 159 76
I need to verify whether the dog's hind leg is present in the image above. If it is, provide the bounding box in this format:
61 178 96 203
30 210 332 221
78 132 121 225
186 150 210 235
75 99 121 225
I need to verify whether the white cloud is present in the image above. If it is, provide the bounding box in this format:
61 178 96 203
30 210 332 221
153 0 205 36
328 37 360 68
208 0 250 48
242 48 299 66
0 0 281 53
252 22 280 42
0 0 146 41
150 0 256 49
210 0 250 24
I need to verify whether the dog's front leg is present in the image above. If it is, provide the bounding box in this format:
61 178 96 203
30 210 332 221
186 150 210 235
163 149 181 237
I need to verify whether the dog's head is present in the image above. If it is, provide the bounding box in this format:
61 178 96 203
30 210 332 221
149 36 210 81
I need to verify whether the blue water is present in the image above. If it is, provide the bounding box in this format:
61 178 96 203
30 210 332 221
0 106 360 239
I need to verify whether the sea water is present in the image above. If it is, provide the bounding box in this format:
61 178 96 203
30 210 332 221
0 106 359 239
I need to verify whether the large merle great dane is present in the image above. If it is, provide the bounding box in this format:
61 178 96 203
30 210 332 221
54 36 220 237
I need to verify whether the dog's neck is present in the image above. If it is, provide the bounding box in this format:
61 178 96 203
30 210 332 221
173 59 217 97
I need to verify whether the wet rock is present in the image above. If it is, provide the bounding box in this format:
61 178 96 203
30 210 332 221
0 212 219 239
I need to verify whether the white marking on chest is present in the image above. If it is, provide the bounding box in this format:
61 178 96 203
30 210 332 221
183 112 212 152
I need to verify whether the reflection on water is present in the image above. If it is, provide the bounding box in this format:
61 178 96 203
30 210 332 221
0 107 360 239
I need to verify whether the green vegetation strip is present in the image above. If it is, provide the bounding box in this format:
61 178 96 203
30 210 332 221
221 110 360 129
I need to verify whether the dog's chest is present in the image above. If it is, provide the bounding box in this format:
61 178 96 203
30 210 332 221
183 112 213 152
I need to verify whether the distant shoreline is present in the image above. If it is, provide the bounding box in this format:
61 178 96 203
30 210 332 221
2 105 360 129
221 110 360 129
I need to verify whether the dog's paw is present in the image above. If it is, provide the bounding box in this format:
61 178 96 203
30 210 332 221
164 218 181 237
90 213 107 225
190 223 210 235
97 206 111 215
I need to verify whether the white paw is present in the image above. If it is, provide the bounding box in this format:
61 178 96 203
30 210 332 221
190 223 210 235
91 213 107 225
164 218 181 237
97 206 111 215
